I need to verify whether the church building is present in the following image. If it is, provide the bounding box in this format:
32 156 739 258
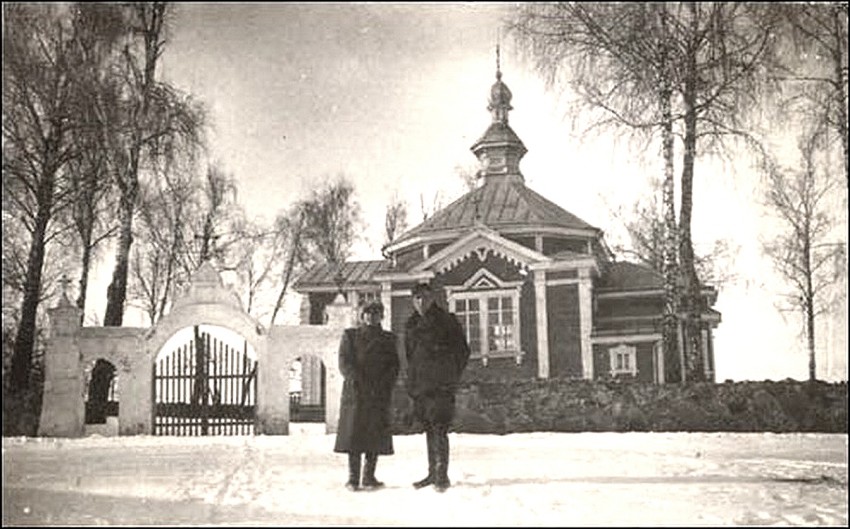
294 63 721 385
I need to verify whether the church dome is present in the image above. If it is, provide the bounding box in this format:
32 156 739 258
488 71 513 116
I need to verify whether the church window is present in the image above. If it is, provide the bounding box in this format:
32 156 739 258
454 298 481 356
451 288 521 364
608 344 637 377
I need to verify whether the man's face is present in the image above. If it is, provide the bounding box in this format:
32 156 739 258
412 289 433 316
363 310 383 327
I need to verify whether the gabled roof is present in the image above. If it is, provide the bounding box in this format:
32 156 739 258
389 177 599 249
293 260 390 291
410 224 549 274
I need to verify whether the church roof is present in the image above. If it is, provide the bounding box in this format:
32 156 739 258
471 122 526 153
390 176 599 247
293 260 390 290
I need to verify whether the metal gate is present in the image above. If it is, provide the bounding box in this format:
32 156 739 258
153 326 257 435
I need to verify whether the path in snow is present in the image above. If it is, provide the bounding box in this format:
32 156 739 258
3 425 847 526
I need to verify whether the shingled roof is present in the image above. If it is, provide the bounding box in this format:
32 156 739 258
293 260 391 290
391 177 598 247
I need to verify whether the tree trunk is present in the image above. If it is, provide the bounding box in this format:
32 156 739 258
271 227 301 326
803 222 817 382
831 4 849 180
660 85 681 384
76 242 92 324
679 8 705 383
10 173 55 391
805 291 817 382
104 189 135 327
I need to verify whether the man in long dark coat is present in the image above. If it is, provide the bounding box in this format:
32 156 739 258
405 282 470 492
334 300 400 491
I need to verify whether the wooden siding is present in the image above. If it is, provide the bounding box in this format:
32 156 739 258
548 269 578 280
592 342 657 383
542 237 588 256
547 284 582 377
396 245 424 270
503 234 536 251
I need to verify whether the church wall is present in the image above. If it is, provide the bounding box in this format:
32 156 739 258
503 234 536 251
596 296 662 319
547 284 583 378
542 237 588 256
396 245 424 270
592 342 658 383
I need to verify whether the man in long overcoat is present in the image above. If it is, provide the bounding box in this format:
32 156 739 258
334 300 400 491
405 282 470 492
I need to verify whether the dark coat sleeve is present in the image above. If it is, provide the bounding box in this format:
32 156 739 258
338 328 357 381
404 315 418 394
448 312 471 375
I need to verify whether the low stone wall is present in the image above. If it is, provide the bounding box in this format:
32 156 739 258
391 378 848 434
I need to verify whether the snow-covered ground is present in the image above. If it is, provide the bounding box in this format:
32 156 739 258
3 424 847 526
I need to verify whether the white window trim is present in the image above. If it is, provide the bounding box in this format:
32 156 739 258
608 343 638 377
448 285 524 366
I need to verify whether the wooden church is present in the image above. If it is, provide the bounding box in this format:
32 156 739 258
294 63 721 386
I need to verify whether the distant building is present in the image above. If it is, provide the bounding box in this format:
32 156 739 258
294 63 721 385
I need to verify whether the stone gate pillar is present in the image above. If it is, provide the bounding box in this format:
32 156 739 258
324 293 351 434
38 293 84 437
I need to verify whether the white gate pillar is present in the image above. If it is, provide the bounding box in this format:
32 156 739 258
38 293 85 437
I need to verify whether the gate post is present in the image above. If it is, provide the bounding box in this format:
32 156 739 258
324 293 351 434
38 292 84 437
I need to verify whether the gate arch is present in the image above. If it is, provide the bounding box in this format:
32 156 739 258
38 262 353 437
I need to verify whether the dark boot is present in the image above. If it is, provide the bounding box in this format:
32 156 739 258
412 429 436 489
434 427 451 493
361 452 385 490
346 452 361 491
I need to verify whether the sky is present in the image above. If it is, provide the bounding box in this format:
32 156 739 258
3 428 847 525
125 2 850 382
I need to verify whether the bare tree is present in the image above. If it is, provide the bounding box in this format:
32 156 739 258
300 176 361 267
269 207 307 326
64 3 127 317
510 3 684 381
763 127 845 381
226 218 290 322
384 193 409 247
102 2 205 326
129 161 198 325
510 3 784 381
418 190 444 223
3 3 91 390
184 163 240 271
611 187 736 288
779 2 848 179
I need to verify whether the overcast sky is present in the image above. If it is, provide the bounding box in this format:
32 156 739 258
143 2 847 382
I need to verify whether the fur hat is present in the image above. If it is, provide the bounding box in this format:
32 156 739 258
361 300 384 315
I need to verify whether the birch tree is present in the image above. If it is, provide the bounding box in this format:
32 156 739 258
779 2 848 179
510 2 684 381
3 3 90 390
763 126 844 381
510 3 783 381
102 2 205 326
384 193 409 247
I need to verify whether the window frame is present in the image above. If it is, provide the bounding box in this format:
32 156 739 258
608 343 638 377
448 277 523 365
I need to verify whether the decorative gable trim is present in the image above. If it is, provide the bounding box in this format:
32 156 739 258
411 225 550 275
447 268 524 293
